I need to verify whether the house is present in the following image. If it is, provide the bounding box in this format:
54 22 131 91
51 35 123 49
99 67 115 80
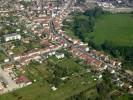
86 57 95 65
8 51 14 55
117 62 122 66
60 77 68 81
111 70 115 74
3 33 21 42
79 54 86 60
56 53 64 59
51 86 57 91
103 65 108 70
85 47 90 52
4 59 9 63
98 75 102 79
64 43 69 48
4 64 14 71
14 56 21 61
93 60 102 67
42 53 49 60
15 75 32 85
48 51 56 56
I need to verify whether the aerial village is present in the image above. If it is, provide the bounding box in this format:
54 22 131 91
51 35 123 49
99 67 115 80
0 0 132 95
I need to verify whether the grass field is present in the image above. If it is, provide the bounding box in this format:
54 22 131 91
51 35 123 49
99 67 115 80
49 56 83 70
88 14 133 46
0 50 7 62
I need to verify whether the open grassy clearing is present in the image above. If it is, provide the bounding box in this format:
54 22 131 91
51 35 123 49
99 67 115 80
0 50 7 62
12 40 44 55
89 14 133 46
113 93 133 100
48 56 83 70
25 63 49 81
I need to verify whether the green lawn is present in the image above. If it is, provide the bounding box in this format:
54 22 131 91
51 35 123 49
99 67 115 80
12 40 43 55
12 45 27 55
48 57 83 72
63 28 79 39
0 50 7 62
84 88 98 100
89 14 133 46
113 93 133 100
25 63 49 81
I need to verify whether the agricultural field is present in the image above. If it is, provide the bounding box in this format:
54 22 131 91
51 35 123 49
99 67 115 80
89 14 133 47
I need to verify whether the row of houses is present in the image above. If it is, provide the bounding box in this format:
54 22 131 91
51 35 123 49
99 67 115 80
70 48 103 70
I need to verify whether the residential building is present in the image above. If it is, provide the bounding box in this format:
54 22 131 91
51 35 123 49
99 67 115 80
56 53 64 59
3 33 21 42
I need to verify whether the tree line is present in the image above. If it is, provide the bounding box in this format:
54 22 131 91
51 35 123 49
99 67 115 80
63 7 103 42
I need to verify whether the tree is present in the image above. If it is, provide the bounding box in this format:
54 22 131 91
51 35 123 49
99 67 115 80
84 7 103 18
76 0 85 4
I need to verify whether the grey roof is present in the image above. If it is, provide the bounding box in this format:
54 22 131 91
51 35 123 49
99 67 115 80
56 52 64 56
3 33 20 38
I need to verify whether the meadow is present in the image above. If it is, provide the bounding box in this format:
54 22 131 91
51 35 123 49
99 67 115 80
88 14 133 46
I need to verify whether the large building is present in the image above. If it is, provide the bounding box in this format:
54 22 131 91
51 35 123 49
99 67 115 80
3 33 21 42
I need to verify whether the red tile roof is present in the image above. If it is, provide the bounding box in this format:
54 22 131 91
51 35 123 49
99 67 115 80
94 60 102 67
15 75 31 84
